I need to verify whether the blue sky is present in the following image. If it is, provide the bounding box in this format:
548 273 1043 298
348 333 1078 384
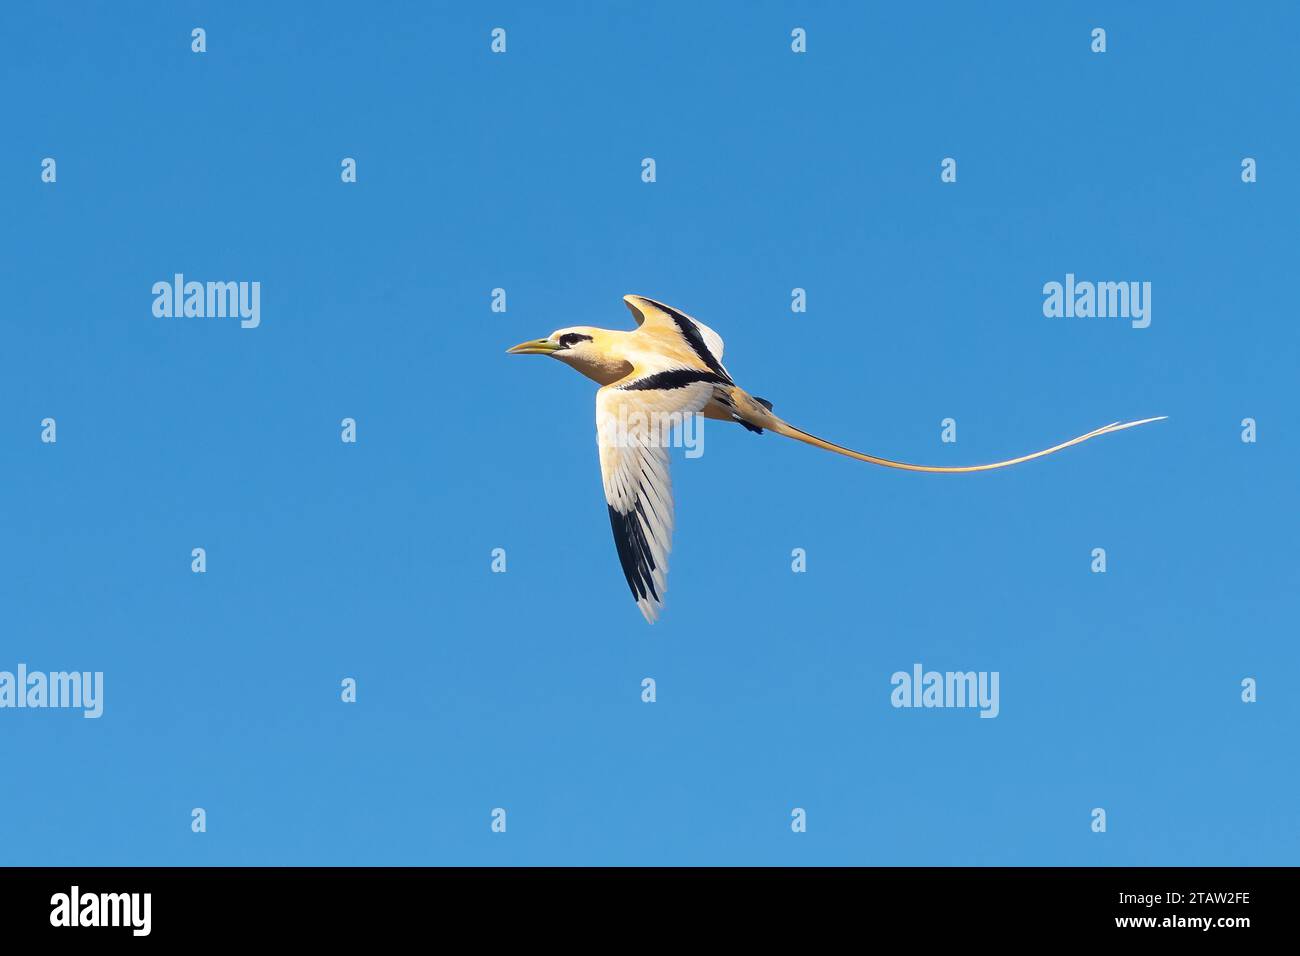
1 1 1296 865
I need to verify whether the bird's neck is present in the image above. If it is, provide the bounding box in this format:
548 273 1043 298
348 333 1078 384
556 331 636 385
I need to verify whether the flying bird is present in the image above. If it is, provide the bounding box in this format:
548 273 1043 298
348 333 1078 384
508 295 1164 623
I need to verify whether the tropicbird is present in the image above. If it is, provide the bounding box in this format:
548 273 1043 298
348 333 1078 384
508 295 1164 623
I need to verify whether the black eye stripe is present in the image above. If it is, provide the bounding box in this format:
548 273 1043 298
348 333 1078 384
558 333 592 349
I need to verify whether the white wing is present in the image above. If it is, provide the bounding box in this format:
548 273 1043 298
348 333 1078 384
596 379 714 623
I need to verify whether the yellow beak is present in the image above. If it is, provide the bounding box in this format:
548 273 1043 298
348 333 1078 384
506 338 560 355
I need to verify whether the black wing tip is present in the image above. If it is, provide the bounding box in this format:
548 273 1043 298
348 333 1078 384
607 504 660 603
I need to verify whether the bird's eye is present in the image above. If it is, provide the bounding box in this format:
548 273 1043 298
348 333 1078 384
558 333 593 349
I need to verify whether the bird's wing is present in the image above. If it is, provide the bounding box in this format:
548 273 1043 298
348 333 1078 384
623 294 731 381
596 379 715 623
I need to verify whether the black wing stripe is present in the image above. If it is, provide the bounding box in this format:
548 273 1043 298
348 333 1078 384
620 368 729 391
642 298 732 383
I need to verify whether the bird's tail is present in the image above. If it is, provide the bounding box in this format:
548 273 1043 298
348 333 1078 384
724 387 1165 473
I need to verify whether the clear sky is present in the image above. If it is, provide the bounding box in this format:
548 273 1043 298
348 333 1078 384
1 1 1296 865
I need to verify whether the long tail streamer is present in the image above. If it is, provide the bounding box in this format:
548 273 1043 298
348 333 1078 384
770 416 1167 473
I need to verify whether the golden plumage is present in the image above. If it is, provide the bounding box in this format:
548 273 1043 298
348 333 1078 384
508 295 1164 622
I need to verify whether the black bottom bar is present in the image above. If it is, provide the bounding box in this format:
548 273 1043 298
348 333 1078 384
0 866 1282 940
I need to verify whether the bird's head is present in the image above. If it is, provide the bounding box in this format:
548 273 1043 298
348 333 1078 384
505 326 601 357
506 326 632 384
